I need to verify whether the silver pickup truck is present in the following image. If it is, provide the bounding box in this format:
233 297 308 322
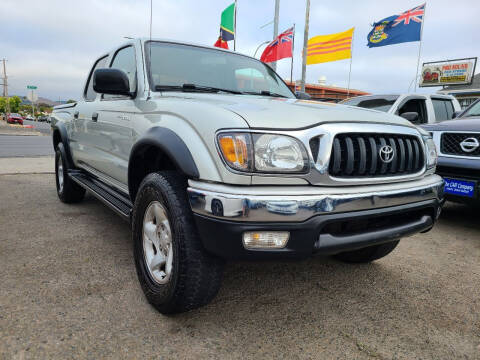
51 38 443 314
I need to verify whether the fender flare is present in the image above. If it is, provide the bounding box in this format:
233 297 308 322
51 122 74 169
128 127 200 193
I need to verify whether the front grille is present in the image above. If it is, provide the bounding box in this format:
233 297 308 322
327 133 424 178
441 133 480 156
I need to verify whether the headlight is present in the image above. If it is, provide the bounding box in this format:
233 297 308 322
217 132 309 173
423 135 437 168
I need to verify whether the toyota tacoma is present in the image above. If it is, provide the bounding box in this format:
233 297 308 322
51 38 443 313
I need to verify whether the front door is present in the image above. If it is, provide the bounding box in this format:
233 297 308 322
86 45 137 188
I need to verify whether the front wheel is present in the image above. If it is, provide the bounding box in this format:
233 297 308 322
55 143 85 203
132 171 224 314
333 240 400 263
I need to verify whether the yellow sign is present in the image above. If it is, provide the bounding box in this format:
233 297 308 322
307 28 354 65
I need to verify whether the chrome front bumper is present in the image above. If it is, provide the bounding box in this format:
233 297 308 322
187 175 444 222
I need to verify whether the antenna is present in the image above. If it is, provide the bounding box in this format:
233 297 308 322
147 0 153 99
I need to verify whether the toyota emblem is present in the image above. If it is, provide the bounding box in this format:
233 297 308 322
460 137 479 153
379 145 394 163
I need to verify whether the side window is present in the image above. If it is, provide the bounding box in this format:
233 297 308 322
445 100 454 119
108 46 137 95
398 99 427 124
84 56 108 101
432 99 448 121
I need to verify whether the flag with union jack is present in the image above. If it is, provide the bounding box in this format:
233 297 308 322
367 3 425 48
260 27 294 63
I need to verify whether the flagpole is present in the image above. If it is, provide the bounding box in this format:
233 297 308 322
291 23 296 84
414 3 426 92
347 28 355 99
300 0 310 92
234 0 237 51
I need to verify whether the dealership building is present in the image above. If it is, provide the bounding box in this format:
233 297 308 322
437 73 480 109
285 81 369 102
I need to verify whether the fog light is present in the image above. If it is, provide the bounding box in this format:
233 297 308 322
242 231 289 249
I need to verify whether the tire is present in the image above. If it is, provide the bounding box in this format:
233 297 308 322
55 143 85 203
333 240 400 263
132 171 224 314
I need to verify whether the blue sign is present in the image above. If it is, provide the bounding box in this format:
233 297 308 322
444 178 476 198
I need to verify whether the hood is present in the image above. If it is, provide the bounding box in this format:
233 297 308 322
422 118 480 132
160 93 415 129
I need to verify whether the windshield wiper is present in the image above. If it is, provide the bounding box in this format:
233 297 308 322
241 90 288 98
155 84 241 94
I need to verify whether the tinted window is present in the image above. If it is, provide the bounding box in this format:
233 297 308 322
398 98 427 124
85 56 108 101
342 95 399 112
445 100 454 119
109 46 137 93
146 42 294 98
432 99 449 121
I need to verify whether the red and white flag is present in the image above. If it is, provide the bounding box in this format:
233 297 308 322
260 27 294 63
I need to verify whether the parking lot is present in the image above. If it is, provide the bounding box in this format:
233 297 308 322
1 167 479 359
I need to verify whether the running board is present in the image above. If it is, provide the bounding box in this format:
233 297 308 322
69 170 132 222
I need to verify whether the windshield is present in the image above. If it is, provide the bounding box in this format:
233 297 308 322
10 113 21 117
460 100 480 118
145 41 294 98
342 95 399 112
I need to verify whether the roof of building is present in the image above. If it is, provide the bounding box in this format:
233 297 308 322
284 81 369 96
439 73 480 93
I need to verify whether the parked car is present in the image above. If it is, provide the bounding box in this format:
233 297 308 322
38 115 50 123
50 38 443 314
25 115 35 121
422 98 480 205
341 94 461 125
7 113 24 125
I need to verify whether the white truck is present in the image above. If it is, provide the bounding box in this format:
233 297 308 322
51 38 443 313
342 93 461 125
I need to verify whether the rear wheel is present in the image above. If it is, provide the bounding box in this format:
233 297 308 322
334 240 400 263
55 143 85 203
132 171 224 314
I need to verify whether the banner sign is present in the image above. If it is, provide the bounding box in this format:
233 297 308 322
420 58 477 87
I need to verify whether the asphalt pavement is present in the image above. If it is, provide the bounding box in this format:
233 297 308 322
0 135 54 157
0 169 479 359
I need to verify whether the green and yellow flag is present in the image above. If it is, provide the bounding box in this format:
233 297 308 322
220 2 235 41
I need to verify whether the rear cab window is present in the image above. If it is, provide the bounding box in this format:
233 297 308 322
342 95 399 112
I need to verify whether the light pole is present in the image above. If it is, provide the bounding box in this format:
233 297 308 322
271 0 280 71
300 0 310 92
254 40 271 58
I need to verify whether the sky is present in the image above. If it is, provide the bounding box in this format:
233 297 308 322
1 0 479 101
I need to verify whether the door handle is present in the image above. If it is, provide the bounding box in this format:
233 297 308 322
73 111 79 119
92 112 98 122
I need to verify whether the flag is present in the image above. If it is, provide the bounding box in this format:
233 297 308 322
367 4 425 48
220 2 235 42
306 28 354 65
260 27 294 63
214 36 229 49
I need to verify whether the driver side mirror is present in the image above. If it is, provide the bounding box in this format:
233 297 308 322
295 91 311 100
400 112 419 122
452 110 462 119
93 68 132 96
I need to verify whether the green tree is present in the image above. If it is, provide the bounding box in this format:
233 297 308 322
8 96 22 113
66 99 76 104
0 97 6 113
